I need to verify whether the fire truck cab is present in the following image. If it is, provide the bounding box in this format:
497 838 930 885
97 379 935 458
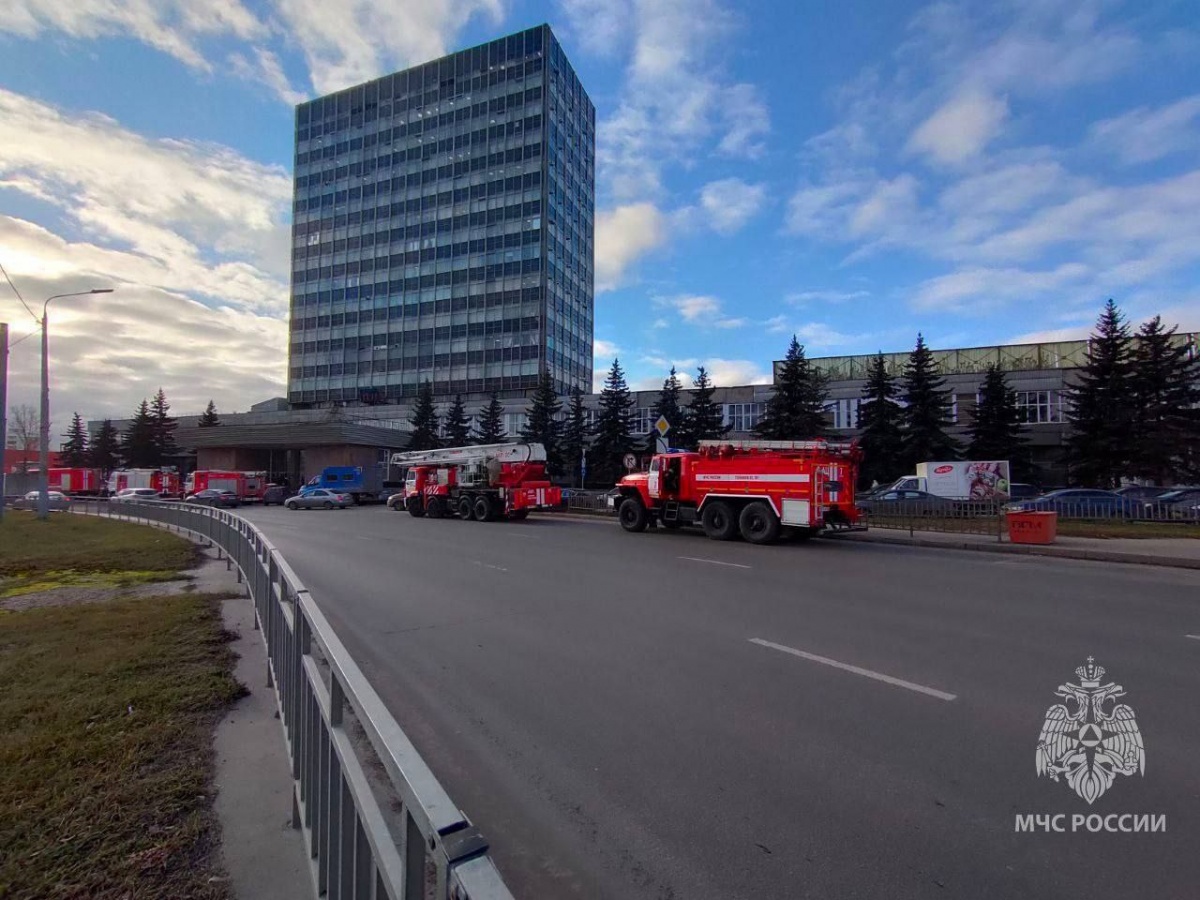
390 442 561 522
615 439 864 544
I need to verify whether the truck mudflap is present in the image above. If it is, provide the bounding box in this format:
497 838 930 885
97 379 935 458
821 506 867 533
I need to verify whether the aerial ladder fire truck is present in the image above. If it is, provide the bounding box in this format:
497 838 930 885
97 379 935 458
389 442 562 522
614 439 866 544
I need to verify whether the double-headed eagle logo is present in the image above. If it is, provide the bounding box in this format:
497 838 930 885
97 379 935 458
1036 658 1145 804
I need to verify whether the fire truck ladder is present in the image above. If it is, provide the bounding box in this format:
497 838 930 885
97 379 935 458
390 442 546 467
697 439 858 454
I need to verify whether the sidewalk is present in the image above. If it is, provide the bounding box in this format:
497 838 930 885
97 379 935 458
841 527 1200 570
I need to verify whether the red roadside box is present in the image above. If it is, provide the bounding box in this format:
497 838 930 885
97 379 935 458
1007 511 1057 545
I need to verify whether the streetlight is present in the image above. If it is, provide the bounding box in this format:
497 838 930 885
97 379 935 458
38 288 113 520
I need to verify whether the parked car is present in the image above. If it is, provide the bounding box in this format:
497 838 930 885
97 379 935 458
1007 483 1041 501
285 489 352 510
1146 487 1200 515
186 489 241 508
261 484 289 506
1005 489 1143 519
14 490 71 511
386 491 406 511
111 488 163 503
1116 485 1175 501
855 489 958 516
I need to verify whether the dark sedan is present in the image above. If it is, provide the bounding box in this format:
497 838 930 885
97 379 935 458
855 489 958 516
1005 489 1143 519
186 489 241 508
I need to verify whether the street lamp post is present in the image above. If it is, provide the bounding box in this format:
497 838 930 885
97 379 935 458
38 288 113 520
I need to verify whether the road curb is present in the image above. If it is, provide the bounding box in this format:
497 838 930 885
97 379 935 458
841 531 1200 570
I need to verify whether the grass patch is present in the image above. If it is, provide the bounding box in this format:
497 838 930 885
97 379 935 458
0 511 197 576
0 593 246 900
0 570 183 600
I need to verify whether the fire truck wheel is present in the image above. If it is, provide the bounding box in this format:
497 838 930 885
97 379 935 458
618 498 649 533
739 501 780 544
407 498 425 518
474 495 492 522
426 498 446 519
701 501 737 541
458 495 475 520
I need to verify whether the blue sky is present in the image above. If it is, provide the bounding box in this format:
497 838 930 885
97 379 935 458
1 0 1198 424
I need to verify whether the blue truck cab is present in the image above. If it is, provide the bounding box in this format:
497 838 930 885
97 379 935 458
300 466 382 502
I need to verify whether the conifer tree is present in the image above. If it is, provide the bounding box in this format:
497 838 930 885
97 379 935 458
198 400 220 427
473 392 507 444
89 419 122 473
590 358 635 485
968 364 1027 475
1064 300 1135 487
60 412 90 467
900 334 958 466
121 400 157 467
1129 315 1200 484
649 366 687 450
407 381 441 451
755 336 829 440
561 387 588 485
857 353 905 488
443 394 471 447
520 370 563 471
684 365 729 447
149 388 177 464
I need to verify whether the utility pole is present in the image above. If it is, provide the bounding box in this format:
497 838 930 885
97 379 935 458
1 322 8 523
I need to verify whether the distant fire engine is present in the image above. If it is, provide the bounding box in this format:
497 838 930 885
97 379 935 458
47 467 103 494
184 470 264 500
614 439 865 544
106 468 181 498
390 442 561 521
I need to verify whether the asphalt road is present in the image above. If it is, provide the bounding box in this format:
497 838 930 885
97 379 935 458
236 504 1200 900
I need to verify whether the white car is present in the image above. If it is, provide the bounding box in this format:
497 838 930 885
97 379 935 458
111 488 162 503
15 490 71 511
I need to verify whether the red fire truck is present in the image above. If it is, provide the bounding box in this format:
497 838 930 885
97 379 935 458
390 442 562 521
614 439 865 544
47 467 104 494
184 470 250 499
106 468 182 497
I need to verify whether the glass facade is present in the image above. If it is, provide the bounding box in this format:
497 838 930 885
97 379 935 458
287 25 595 406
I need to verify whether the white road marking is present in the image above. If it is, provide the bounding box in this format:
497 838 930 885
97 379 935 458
678 557 752 569
748 638 958 701
471 561 509 573
1186 634 1200 641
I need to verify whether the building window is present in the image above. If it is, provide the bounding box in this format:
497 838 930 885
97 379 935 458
1014 390 1062 424
723 402 762 433
821 399 861 431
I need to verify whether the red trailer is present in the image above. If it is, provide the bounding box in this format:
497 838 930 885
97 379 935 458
47 467 103 495
614 439 865 544
106 469 181 498
184 470 248 499
390 442 561 521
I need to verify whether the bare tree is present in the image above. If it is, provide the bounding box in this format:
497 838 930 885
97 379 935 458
9 404 39 473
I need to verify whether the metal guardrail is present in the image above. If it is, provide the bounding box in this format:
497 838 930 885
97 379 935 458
559 489 616 515
70 499 514 900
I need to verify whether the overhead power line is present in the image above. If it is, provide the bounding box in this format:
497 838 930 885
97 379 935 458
0 258 39 324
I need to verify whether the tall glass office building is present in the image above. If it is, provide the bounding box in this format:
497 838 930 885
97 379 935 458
288 25 594 407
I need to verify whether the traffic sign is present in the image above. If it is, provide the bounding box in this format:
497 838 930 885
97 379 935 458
654 415 671 436
623 453 638 470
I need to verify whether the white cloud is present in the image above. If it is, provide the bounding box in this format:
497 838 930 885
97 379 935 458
660 294 746 329
786 289 869 305
557 0 630 56
594 339 621 358
0 89 291 313
269 0 505 96
717 83 771 158
911 263 1091 312
0 0 264 71
1089 95 1200 165
594 203 668 292
229 47 308 105
908 89 1009 165
704 359 772 386
698 178 767 234
763 317 868 350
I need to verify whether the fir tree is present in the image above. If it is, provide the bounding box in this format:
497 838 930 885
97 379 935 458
89 419 122 473
967 364 1027 475
443 394 472 447
649 366 687 451
1129 315 1200 484
149 388 177 464
407 381 441 451
900 334 958 466
520 370 563 472
590 358 635 485
198 400 220 427
121 400 157 467
1064 300 1136 488
856 353 905 488
684 365 729 447
473 392 507 444
561 387 588 485
755 336 829 440
60 412 90 467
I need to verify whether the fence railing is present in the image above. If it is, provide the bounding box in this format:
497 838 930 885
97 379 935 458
559 489 616 515
70 499 514 900
856 500 1006 538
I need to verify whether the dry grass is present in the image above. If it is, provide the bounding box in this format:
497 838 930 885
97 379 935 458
0 511 197 576
0 593 246 900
